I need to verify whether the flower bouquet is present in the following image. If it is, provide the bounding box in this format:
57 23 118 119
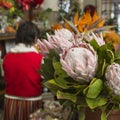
37 11 120 120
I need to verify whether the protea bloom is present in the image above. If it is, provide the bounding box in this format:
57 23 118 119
105 63 120 95
36 39 53 56
84 32 105 46
46 28 75 52
60 42 98 82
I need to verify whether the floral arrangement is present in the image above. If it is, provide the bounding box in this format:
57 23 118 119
37 10 120 120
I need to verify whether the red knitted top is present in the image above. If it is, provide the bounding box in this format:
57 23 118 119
3 52 43 97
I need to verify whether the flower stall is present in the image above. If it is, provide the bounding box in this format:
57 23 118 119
36 9 120 120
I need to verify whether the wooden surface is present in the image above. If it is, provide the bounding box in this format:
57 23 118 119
84 108 120 120
0 33 16 41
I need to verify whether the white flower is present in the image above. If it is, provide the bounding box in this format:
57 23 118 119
47 28 75 52
84 32 105 46
60 42 98 82
105 63 120 95
36 39 53 56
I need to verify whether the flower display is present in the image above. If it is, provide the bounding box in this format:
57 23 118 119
38 11 120 120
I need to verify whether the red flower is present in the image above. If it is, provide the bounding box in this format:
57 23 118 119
32 0 44 6
0 1 12 9
18 0 44 10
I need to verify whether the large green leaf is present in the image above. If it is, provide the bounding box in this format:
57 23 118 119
40 49 59 80
86 78 103 98
86 95 107 109
53 61 68 78
40 58 54 80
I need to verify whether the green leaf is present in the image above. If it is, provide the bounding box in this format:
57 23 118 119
87 96 107 109
101 109 107 120
78 108 86 120
62 17 80 35
57 90 77 103
55 77 71 89
43 79 61 94
106 49 114 63
86 79 103 98
89 39 100 51
112 95 120 103
106 41 115 51
114 49 120 64
101 59 106 75
40 49 59 80
40 58 54 80
95 42 115 77
53 61 68 78
86 95 107 109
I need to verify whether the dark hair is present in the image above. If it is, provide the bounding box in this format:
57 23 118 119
84 5 96 17
16 21 40 46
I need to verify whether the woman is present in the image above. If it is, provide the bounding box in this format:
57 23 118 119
2 21 43 120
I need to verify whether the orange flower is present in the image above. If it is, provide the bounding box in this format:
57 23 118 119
104 31 120 51
0 1 12 9
51 10 105 34
78 12 92 25
64 23 72 32
51 23 63 30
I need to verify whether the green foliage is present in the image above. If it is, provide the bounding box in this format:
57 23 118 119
36 8 53 21
114 49 120 64
85 78 103 99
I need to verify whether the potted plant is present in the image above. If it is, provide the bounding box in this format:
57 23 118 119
37 10 120 120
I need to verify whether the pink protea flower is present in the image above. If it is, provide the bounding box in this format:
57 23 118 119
46 28 75 52
36 39 53 56
84 32 105 46
60 42 98 82
105 63 120 95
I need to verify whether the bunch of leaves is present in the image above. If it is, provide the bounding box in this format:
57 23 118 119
36 8 52 21
40 39 120 120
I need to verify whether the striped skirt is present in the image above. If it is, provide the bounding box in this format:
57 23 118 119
3 94 43 120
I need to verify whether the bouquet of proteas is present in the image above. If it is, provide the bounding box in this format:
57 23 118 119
37 11 120 120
